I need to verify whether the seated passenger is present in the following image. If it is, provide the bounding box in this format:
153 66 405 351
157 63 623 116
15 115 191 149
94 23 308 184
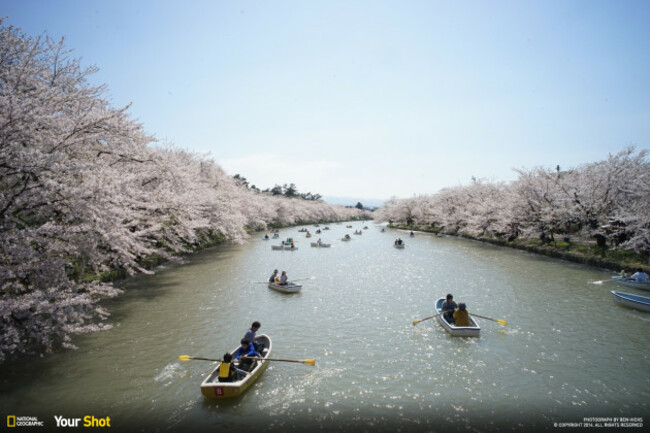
631 269 650 282
453 303 471 327
279 271 288 285
233 339 260 372
441 294 457 324
217 352 248 382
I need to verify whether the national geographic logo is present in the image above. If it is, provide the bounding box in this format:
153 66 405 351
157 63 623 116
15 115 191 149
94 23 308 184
6 415 44 427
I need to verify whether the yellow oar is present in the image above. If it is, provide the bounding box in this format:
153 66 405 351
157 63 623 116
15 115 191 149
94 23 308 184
179 355 316 366
469 312 507 326
179 355 221 362
291 276 316 282
412 312 507 326
412 314 438 326
244 356 316 366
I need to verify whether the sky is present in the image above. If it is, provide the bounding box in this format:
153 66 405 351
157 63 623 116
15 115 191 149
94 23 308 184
3 0 650 202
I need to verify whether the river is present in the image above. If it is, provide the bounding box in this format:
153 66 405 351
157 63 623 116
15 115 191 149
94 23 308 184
1 223 648 432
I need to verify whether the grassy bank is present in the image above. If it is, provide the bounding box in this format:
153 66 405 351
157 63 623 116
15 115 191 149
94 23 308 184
389 224 650 274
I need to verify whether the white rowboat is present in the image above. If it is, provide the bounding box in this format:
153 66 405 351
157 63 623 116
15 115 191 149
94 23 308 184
310 242 331 248
268 282 302 293
611 291 650 312
435 298 480 337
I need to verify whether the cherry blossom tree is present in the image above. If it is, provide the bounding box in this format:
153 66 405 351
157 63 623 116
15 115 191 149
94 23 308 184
0 22 367 363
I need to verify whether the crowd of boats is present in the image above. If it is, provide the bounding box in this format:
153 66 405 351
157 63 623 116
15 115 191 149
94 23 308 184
181 223 650 400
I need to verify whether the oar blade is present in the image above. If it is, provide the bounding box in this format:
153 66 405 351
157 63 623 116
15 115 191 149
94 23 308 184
302 359 316 366
178 355 191 361
412 320 420 326
496 319 508 326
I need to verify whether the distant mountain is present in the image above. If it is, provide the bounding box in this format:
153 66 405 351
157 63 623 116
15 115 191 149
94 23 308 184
321 196 385 209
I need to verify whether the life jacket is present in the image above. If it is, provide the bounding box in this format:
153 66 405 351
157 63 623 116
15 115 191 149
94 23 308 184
275 277 281 284
218 362 232 379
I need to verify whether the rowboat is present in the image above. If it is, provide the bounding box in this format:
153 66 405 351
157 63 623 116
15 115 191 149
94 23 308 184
341 237 351 242
271 245 283 250
393 243 405 249
363 226 369 229
298 229 308 233
323 227 330 230
305 234 312 238
611 276 650 291
434 298 480 337
283 246 298 251
311 242 331 248
611 291 650 312
353 231 362 235
262 237 270 241
200 334 272 399
268 282 302 293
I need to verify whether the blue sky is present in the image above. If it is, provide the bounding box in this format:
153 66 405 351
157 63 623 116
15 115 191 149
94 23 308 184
3 0 649 200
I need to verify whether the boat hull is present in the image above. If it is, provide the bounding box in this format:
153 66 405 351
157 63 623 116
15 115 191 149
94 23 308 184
268 282 302 293
200 334 272 399
435 298 480 337
611 276 650 291
310 242 331 247
611 291 650 312
393 244 405 249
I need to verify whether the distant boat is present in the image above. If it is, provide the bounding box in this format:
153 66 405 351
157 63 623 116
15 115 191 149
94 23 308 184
311 242 331 248
611 290 650 312
393 243 405 249
268 282 302 293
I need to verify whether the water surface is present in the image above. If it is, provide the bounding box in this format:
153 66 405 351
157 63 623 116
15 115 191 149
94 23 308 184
1 223 648 432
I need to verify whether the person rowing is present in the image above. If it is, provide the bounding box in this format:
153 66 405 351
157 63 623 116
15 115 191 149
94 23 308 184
441 293 457 324
631 268 649 282
234 339 260 372
268 269 278 283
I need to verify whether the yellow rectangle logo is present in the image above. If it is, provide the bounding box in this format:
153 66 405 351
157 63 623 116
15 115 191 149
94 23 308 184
7 415 16 427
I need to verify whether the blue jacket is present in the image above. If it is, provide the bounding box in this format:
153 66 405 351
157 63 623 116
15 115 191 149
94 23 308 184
234 344 260 360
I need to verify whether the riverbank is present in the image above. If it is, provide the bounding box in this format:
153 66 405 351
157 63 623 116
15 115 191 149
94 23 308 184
84 218 369 284
389 224 650 274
